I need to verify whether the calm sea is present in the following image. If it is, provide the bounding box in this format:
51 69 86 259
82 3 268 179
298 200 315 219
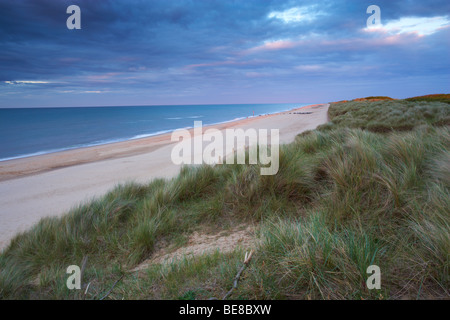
0 103 310 161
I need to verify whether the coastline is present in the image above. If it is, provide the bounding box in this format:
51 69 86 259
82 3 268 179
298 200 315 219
0 103 323 182
0 103 329 250
0 104 307 164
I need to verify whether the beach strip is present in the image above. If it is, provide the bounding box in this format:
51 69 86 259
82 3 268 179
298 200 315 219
0 103 328 250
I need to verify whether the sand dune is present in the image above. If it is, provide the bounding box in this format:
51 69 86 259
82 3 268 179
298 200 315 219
0 104 329 250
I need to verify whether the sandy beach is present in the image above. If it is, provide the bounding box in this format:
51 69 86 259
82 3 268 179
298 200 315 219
0 103 329 250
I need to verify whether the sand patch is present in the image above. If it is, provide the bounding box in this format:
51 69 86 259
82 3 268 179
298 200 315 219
131 225 255 273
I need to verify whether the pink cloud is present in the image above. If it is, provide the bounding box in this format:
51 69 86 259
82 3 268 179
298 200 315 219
243 39 297 54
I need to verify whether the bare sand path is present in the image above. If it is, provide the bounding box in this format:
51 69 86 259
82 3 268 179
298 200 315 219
0 104 329 250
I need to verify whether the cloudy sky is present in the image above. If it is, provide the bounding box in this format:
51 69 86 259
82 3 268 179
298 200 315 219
0 0 449 107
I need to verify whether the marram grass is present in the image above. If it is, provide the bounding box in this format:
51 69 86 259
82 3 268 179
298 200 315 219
0 99 449 299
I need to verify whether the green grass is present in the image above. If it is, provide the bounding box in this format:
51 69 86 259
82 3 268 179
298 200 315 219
322 99 449 132
0 98 449 300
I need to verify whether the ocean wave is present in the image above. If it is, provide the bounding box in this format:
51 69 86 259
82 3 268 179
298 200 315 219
129 129 175 140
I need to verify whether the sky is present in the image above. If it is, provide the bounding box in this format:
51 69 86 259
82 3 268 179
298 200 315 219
0 0 449 108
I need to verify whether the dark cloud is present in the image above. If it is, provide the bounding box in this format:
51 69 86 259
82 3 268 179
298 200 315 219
0 0 449 107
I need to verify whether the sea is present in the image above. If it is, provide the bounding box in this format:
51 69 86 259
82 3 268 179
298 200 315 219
0 103 310 161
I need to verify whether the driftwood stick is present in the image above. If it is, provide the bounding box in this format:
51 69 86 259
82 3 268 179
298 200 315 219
99 274 124 300
83 282 91 300
223 250 254 300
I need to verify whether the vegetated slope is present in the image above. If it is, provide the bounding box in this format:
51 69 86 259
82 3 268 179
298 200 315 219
332 93 450 104
323 99 450 132
0 99 449 300
333 96 394 104
405 94 450 104
362 96 394 100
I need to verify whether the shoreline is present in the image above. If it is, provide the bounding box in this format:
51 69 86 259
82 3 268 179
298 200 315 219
0 104 309 163
0 103 329 250
0 103 322 182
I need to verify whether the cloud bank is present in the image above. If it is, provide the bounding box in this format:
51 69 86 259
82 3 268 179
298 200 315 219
0 0 449 107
